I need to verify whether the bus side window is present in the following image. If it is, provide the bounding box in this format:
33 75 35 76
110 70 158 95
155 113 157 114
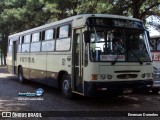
32 32 40 42
45 29 54 40
59 25 70 38
30 32 41 52
56 25 71 51
9 39 13 46
41 29 55 51
8 39 12 53
24 34 31 43
21 35 30 52
17 37 22 53
8 46 12 53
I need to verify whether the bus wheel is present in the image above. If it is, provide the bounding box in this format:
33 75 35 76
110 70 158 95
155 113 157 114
18 67 25 84
61 74 73 99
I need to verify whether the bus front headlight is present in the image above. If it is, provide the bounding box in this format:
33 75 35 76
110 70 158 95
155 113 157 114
141 73 145 78
100 74 106 80
107 75 112 79
146 73 150 78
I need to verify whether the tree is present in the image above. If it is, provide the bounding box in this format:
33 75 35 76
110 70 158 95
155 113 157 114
109 0 160 20
77 0 160 33
77 0 160 20
76 0 113 14
0 0 54 64
0 0 160 65
44 0 80 20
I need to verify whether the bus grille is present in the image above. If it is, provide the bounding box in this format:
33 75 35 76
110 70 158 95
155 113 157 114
117 74 137 79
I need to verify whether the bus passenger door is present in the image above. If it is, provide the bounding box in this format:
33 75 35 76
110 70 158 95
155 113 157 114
12 41 17 74
72 29 83 93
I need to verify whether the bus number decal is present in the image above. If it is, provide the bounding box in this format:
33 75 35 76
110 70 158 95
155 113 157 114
20 57 35 63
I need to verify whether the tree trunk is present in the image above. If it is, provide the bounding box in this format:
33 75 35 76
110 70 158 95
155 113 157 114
1 32 9 66
132 0 140 19
3 55 6 65
0 52 3 65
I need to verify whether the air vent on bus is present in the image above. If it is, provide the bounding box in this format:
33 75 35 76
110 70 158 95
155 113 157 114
117 74 138 79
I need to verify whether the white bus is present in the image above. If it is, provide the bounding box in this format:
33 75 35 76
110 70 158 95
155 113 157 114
7 14 153 98
149 35 160 93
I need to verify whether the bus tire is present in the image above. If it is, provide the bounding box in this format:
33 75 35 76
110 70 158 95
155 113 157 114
61 74 73 99
18 67 25 84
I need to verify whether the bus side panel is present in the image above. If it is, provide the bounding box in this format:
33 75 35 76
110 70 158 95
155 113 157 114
18 53 30 79
29 52 47 83
6 53 13 73
46 52 72 87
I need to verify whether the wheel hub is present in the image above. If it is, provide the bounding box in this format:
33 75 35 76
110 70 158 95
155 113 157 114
63 80 70 94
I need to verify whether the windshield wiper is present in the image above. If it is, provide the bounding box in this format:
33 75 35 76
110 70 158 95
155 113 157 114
111 50 123 65
111 55 120 65
128 50 143 65
111 50 143 65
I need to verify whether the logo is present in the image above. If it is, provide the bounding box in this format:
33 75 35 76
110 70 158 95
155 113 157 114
2 112 11 117
36 88 44 97
18 88 44 101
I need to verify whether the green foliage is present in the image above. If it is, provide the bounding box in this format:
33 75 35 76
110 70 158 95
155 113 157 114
45 0 80 20
76 0 113 14
109 0 160 19
0 0 160 64
0 0 159 33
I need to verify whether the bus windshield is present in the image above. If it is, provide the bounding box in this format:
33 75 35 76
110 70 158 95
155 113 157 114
88 27 151 62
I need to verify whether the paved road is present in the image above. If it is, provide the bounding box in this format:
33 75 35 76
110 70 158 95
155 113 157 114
0 66 160 120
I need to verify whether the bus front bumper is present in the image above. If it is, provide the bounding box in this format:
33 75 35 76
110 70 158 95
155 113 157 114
153 72 160 88
84 80 153 97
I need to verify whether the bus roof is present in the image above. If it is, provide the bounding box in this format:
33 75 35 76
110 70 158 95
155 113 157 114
150 35 160 38
9 14 142 38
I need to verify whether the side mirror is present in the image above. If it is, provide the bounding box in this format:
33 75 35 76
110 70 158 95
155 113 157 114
84 31 91 43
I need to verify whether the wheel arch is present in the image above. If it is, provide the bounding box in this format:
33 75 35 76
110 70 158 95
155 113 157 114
18 65 22 75
57 70 69 89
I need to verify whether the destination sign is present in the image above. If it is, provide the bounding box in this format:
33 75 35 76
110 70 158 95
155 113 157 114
86 17 144 29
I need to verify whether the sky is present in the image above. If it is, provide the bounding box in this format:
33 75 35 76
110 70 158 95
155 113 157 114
146 16 160 37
